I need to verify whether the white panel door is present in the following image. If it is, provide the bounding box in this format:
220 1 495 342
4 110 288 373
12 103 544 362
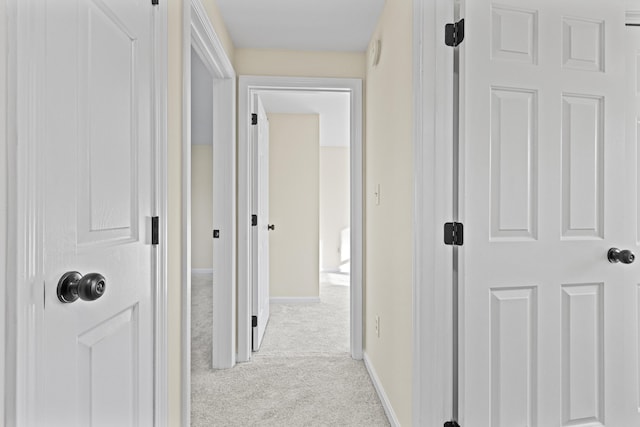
461 0 640 426
40 0 154 425
252 96 271 351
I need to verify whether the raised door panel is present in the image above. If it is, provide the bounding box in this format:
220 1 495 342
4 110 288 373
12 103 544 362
78 0 139 246
561 284 604 426
561 94 604 239
490 287 538 427
490 87 538 240
77 306 139 427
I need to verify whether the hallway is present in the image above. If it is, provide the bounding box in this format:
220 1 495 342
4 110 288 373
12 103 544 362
191 275 389 426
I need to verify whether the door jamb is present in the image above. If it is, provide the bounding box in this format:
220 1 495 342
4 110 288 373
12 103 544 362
237 76 364 362
181 0 236 425
412 0 455 425
5 0 169 424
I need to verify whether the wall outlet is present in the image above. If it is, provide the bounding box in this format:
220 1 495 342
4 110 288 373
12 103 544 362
375 315 380 337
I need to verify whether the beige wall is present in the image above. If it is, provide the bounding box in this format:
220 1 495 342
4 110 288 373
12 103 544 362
364 0 414 425
235 49 366 79
268 114 320 298
191 146 213 269
320 147 350 271
168 1 235 425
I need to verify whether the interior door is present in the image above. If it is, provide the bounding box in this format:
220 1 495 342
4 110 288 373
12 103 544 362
252 96 271 351
40 0 155 425
460 0 640 425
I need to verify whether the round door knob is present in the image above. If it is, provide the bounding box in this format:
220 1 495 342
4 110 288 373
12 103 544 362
268 224 275 231
607 248 635 264
57 271 107 303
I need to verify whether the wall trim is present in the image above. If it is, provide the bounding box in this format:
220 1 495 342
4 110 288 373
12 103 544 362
0 0 8 422
237 75 364 363
363 352 400 427
182 1 236 426
152 2 169 426
270 297 321 304
412 0 454 425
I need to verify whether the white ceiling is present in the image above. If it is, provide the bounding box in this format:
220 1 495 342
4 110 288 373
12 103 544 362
215 0 385 52
259 91 350 147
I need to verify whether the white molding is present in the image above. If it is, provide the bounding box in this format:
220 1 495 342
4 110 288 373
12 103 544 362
237 75 364 363
9 0 46 424
182 1 236 426
412 0 454 425
363 353 400 427
191 268 214 275
0 0 7 423
181 3 192 426
270 297 321 304
152 2 169 425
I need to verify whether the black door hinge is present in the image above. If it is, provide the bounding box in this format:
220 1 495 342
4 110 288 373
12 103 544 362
445 19 465 47
251 214 258 226
213 229 220 239
251 113 258 125
444 421 460 427
444 222 464 246
151 0 158 5
252 315 258 327
151 216 159 245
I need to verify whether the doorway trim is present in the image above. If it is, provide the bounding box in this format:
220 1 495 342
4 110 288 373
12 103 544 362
237 76 364 362
181 0 236 426
5 0 169 424
412 0 455 425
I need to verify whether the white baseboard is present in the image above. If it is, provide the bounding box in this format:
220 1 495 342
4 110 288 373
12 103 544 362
269 297 321 304
364 352 400 427
191 268 213 275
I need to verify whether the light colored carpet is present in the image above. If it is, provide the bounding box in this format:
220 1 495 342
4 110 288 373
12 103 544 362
191 275 390 426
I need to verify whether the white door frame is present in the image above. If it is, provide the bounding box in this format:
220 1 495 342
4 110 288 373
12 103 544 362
4 0 169 425
412 0 456 425
181 0 236 425
237 76 364 362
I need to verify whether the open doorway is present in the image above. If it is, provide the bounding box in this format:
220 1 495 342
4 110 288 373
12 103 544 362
190 47 215 372
254 91 352 356
237 76 363 363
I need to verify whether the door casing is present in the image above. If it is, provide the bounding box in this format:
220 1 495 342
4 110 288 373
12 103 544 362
237 76 364 362
181 0 236 426
4 0 169 424
412 0 455 424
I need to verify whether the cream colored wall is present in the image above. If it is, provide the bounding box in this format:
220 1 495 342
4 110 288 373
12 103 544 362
320 147 350 271
364 0 414 425
235 49 366 79
168 1 235 425
268 114 320 298
191 146 213 269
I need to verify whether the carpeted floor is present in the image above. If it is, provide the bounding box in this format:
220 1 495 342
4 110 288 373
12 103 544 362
190 274 390 426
